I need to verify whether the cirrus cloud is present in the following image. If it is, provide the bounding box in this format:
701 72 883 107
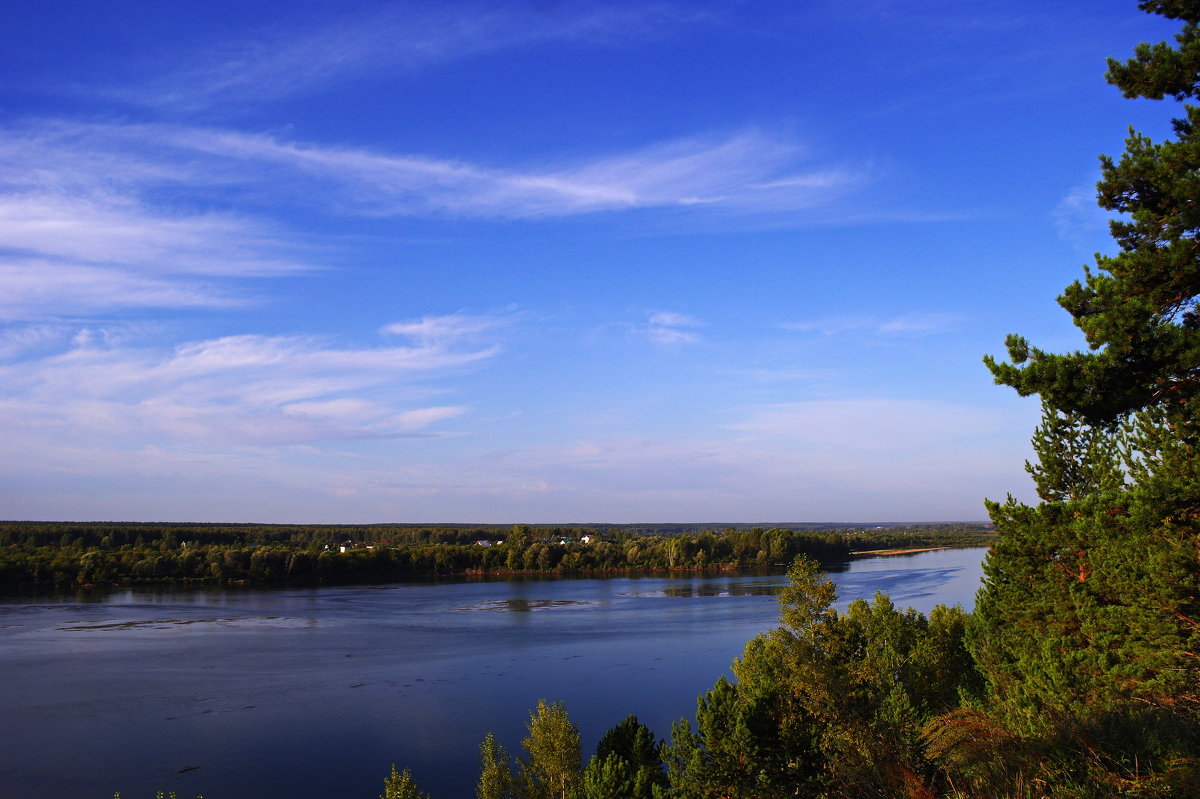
0 312 505 450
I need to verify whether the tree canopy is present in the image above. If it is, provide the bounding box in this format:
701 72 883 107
974 2 1200 792
985 1 1200 425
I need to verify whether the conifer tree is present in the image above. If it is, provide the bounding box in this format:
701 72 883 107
974 1 1200 792
662 676 789 799
582 716 665 799
984 2 1200 424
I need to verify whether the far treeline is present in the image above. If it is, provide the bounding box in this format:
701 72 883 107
380 4 1200 795
109 3 1200 797
390 4 1200 796
0 521 991 588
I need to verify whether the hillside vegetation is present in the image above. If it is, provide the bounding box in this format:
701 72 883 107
384 2 1200 795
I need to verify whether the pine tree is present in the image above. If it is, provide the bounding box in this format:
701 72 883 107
662 676 785 799
975 2 1200 792
581 716 665 799
984 2 1200 424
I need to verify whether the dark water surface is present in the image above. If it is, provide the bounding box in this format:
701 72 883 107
0 547 986 799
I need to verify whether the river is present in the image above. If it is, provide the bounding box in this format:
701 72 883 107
0 547 987 799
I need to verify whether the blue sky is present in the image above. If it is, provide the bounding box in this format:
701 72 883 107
0 1 1180 523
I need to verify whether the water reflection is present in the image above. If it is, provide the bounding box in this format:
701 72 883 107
471 599 600 612
0 547 987 799
636 582 783 598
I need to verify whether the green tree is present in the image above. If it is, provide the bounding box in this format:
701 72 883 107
984 2 1200 424
969 404 1200 793
684 556 977 799
581 753 635 799
518 699 582 799
663 677 761 799
478 731 515 799
974 2 1200 793
381 764 430 799
582 716 665 799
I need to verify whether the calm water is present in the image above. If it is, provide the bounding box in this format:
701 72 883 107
0 547 987 799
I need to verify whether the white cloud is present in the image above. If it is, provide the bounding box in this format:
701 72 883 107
0 123 313 320
133 3 711 109
0 259 242 321
783 312 960 338
160 125 863 219
634 311 705 345
0 194 300 278
281 399 467 434
1053 180 1113 253
0 119 867 323
0 318 502 449
381 311 512 344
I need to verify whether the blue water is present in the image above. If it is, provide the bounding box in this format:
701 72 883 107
0 547 986 798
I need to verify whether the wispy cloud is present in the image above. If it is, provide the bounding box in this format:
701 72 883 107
0 193 300 278
783 312 960 338
132 3 711 109
719 366 827 384
3 116 866 257
454 396 1034 520
157 125 862 219
1053 180 1113 254
633 311 705 345
0 259 243 321
0 122 312 320
0 324 71 359
0 312 503 448
382 310 515 345
728 399 1002 452
1 116 866 325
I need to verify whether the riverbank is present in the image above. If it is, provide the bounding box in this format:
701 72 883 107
851 546 956 556
1 547 990 799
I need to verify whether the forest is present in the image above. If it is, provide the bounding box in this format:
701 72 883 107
81 1 1200 795
0 519 988 587
373 2 1200 796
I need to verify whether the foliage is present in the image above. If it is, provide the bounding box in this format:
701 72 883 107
582 715 666 799
971 2 1200 794
983 3 1200 424
663 556 977 798
381 764 430 799
0 520 1000 589
0 521 871 588
965 405 1200 795
663 671 823 799
517 699 582 799
477 731 515 799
